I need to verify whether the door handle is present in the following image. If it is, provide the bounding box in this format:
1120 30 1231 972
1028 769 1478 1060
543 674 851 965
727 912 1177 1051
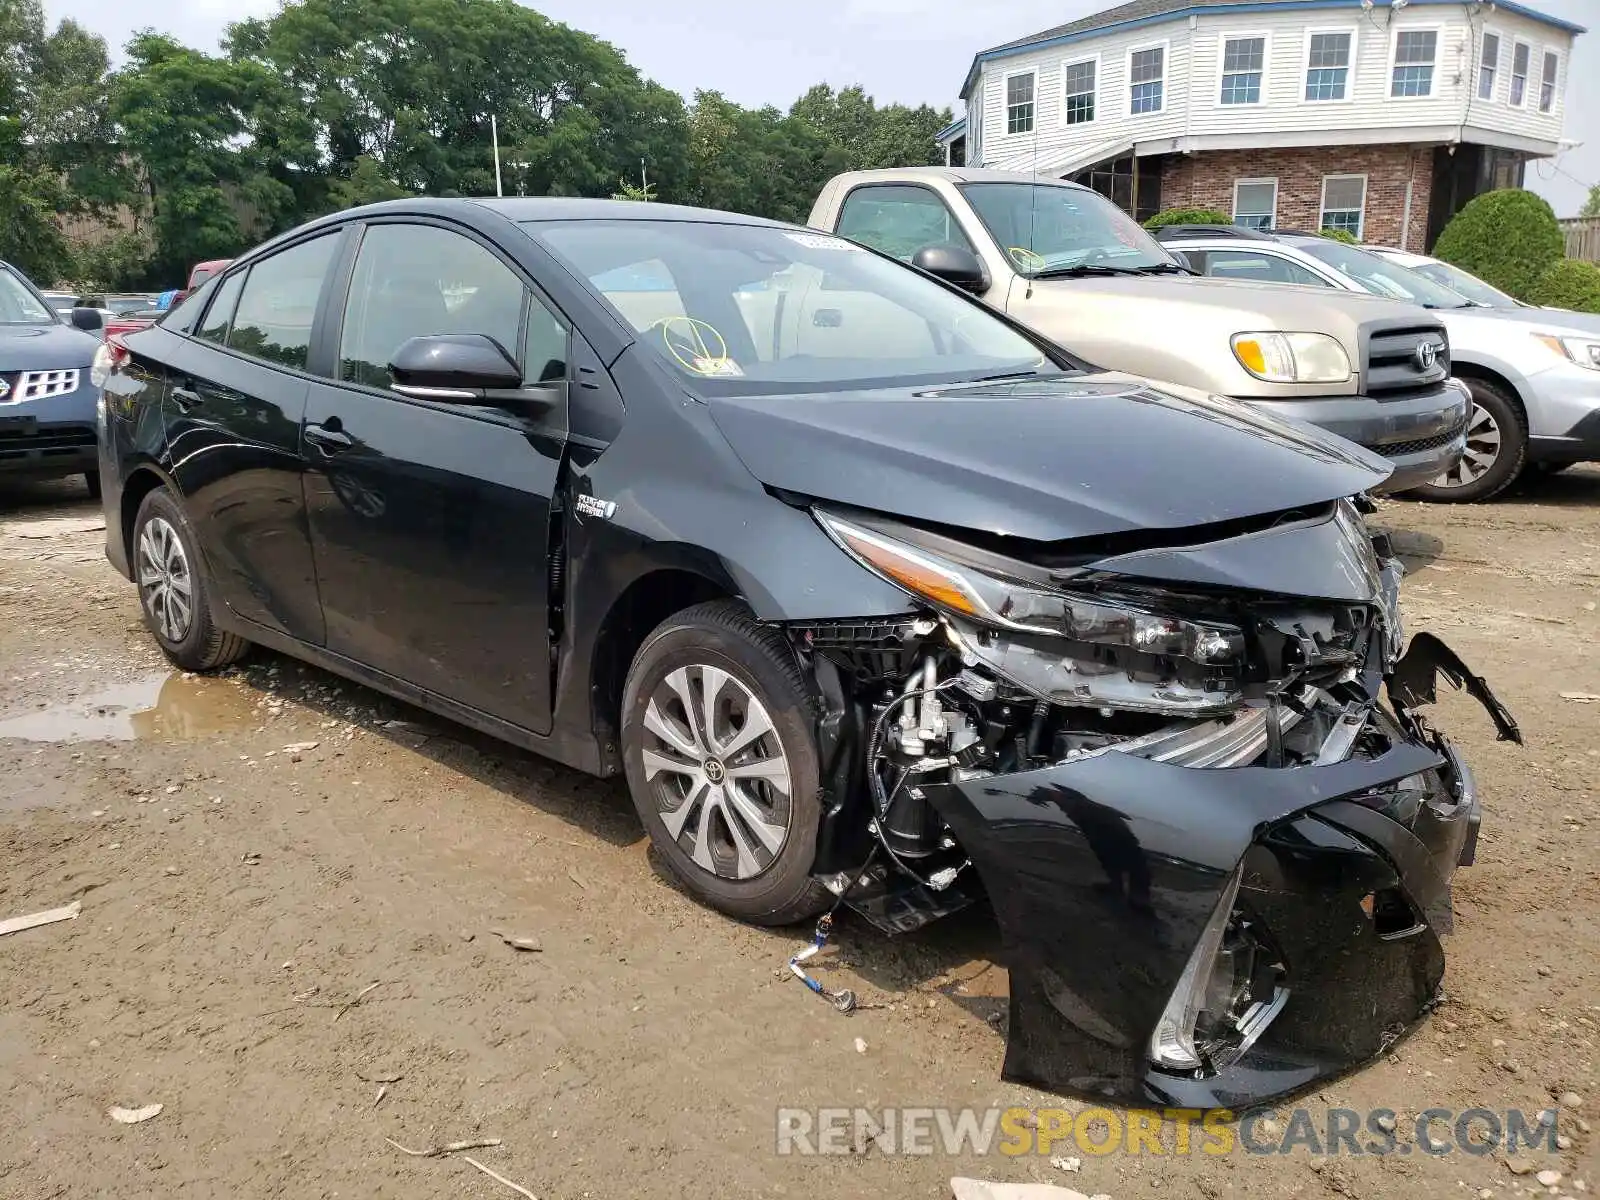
171 385 203 412
304 421 353 454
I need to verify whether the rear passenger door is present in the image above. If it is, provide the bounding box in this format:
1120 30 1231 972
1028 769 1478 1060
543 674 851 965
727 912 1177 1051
301 219 569 734
161 231 345 644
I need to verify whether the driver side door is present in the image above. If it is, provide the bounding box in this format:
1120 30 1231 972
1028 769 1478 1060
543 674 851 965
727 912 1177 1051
301 219 570 734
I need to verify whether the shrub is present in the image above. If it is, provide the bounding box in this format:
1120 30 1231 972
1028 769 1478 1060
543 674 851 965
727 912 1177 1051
1145 207 1232 231
1432 188 1564 301
1529 257 1600 313
1319 227 1359 245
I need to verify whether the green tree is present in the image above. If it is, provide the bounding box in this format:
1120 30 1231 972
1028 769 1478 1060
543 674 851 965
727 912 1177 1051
0 0 134 281
327 155 410 210
1530 257 1600 313
1433 188 1565 301
789 83 950 170
1581 185 1600 219
1145 207 1232 231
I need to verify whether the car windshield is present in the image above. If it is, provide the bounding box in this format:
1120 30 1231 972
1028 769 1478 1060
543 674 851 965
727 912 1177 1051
957 182 1177 276
1409 260 1520 308
529 219 1060 393
0 268 56 325
1296 241 1474 309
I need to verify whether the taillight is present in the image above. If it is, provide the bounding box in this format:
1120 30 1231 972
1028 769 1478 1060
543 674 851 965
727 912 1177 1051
90 338 129 389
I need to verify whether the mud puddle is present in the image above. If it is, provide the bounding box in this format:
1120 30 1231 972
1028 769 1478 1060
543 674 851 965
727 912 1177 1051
0 672 256 742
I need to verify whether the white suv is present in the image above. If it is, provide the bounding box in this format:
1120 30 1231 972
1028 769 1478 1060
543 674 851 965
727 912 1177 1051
1158 226 1600 502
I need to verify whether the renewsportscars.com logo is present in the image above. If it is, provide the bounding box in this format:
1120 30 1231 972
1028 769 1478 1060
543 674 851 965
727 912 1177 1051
775 1106 1562 1157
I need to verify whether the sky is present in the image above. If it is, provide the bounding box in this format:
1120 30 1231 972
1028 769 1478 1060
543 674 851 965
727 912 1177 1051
41 0 1600 216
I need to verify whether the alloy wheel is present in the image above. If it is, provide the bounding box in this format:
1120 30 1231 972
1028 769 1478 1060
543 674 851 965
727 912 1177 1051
137 516 194 643
1431 401 1501 489
640 663 793 880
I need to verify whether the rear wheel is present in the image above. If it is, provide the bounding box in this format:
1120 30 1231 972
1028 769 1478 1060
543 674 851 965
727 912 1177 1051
132 488 249 672
621 600 829 926
1406 379 1526 503
83 471 101 501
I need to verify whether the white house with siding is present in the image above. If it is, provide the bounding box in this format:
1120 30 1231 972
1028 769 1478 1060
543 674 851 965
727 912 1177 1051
933 0 1584 249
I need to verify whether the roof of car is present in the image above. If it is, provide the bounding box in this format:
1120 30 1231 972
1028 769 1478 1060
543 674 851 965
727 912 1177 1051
824 166 1093 191
474 196 791 226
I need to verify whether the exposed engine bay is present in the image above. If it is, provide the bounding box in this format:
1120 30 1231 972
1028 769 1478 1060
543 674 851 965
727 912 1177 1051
785 496 1521 1108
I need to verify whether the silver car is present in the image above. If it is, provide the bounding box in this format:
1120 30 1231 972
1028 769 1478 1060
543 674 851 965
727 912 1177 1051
1159 227 1600 501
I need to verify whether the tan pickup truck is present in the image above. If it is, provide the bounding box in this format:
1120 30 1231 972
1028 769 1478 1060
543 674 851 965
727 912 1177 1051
808 167 1468 492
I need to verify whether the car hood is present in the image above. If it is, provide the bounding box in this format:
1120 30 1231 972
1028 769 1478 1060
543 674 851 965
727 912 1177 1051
0 322 100 369
1467 304 1600 336
706 373 1391 543
1031 270 1422 322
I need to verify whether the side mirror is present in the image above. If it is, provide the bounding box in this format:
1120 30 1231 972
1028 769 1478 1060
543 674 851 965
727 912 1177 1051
389 334 522 402
911 244 990 295
70 306 105 333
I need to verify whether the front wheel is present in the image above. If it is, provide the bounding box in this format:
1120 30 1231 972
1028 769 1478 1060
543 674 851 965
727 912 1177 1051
132 488 250 672
621 600 830 926
1405 379 1526 503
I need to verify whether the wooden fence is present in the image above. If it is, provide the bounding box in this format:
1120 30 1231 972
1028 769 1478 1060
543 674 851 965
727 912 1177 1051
1560 217 1600 263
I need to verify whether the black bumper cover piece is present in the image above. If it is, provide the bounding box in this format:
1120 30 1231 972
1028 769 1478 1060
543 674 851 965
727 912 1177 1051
920 634 1514 1110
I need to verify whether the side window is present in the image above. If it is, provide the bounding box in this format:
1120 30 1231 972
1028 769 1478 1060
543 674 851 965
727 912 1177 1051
836 185 977 262
197 272 245 345
338 223 530 389
227 234 340 370
1203 250 1330 287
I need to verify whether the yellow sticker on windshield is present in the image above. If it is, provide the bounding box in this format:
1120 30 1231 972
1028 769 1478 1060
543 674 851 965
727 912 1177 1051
658 316 741 376
1008 246 1046 271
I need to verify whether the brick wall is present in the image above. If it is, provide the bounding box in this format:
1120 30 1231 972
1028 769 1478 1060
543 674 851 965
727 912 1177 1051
1158 144 1435 250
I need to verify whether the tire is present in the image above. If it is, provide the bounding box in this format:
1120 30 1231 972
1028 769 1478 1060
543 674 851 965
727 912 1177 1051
131 488 250 672
621 600 830 926
83 471 101 501
1405 379 1527 503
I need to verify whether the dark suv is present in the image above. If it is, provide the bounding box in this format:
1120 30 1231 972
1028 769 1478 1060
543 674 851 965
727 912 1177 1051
1 260 106 493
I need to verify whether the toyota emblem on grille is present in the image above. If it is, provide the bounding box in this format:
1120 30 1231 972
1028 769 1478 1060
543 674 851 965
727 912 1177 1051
1413 341 1443 371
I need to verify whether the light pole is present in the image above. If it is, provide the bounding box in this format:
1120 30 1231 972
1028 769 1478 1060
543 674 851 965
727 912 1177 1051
490 113 504 198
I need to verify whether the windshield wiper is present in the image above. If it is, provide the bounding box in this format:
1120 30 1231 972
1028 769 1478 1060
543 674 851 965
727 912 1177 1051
1029 263 1146 279
970 369 1045 382
1135 262 1197 276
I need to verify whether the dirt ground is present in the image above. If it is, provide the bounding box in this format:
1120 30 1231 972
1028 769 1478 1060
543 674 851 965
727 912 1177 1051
0 468 1597 1200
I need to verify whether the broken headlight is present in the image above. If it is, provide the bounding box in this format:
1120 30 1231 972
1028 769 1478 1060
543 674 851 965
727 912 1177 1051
815 511 1245 671
1150 866 1288 1073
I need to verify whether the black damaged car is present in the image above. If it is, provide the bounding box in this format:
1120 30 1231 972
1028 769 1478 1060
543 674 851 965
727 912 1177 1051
96 198 1520 1109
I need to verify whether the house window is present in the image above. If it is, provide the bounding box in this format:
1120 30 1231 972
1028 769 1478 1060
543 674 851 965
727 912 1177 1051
1320 175 1367 239
1233 179 1278 231
1510 41 1530 107
1540 50 1559 113
1305 31 1352 101
1478 31 1500 100
1130 46 1165 114
1391 30 1438 97
1006 72 1035 135
1063 58 1096 124
1220 36 1265 105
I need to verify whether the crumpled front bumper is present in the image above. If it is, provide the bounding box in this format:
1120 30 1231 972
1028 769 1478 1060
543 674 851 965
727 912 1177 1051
920 634 1514 1110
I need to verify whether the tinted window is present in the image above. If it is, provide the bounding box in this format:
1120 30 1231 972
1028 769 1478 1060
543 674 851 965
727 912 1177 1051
0 267 53 324
1296 240 1473 309
1201 250 1330 287
836 185 977 262
339 223 528 389
227 234 340 370
198 272 246 344
531 219 1054 394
